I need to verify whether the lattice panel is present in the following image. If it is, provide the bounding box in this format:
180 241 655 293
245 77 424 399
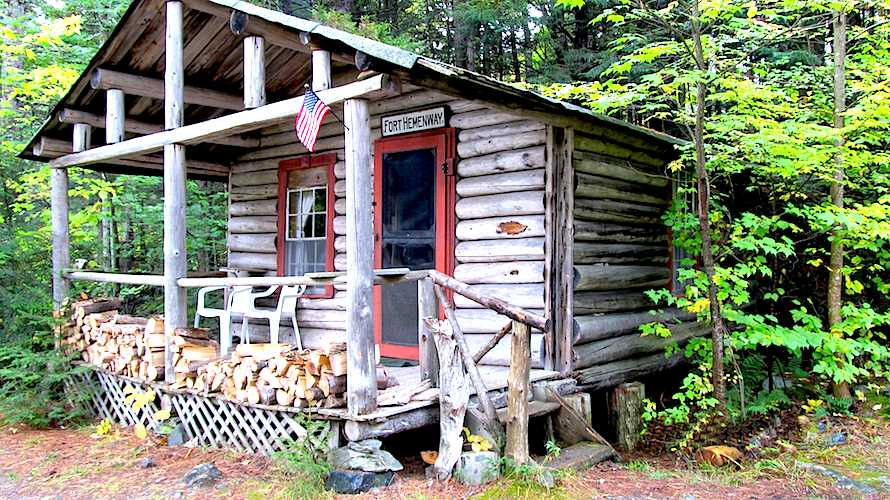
69 370 164 431
169 392 333 455
70 367 337 456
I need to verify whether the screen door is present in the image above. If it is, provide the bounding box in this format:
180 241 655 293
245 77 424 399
374 130 454 360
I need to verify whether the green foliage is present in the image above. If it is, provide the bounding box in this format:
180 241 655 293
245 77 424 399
271 414 333 495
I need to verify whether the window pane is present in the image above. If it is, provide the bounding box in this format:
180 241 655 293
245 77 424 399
288 191 299 216
287 215 298 239
314 189 326 212
313 214 325 238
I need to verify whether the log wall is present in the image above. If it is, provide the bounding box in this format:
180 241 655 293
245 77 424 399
225 88 547 367
569 133 703 386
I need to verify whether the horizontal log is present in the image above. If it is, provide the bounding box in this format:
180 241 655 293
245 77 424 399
298 296 347 311
574 264 669 292
58 108 260 148
334 235 346 252
454 261 544 284
573 150 668 188
573 309 696 344
457 129 546 158
229 216 277 234
456 190 544 220
333 216 346 235
231 169 278 187
228 233 276 254
574 243 667 265
574 350 685 390
344 406 440 441
90 68 244 111
457 146 545 177
450 109 523 129
452 284 544 310
229 251 277 271
230 184 278 202
456 169 544 197
456 238 544 263
574 220 667 244
456 215 545 241
334 198 346 215
575 172 668 206
454 307 545 334
574 198 666 225
50 75 394 169
230 199 277 217
239 132 362 162
574 291 655 315
574 133 664 167
458 120 545 142
573 321 708 370
448 99 489 114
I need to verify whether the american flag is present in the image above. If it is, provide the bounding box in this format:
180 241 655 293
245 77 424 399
294 88 331 152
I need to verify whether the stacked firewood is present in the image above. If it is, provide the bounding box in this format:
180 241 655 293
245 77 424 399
190 342 348 408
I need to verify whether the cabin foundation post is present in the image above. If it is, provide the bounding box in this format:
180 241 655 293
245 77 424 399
243 36 266 108
417 278 439 386
163 0 187 384
610 381 644 451
505 320 531 463
344 97 377 415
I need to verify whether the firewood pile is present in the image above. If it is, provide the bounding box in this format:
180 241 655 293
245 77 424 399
62 297 349 408
191 342 348 408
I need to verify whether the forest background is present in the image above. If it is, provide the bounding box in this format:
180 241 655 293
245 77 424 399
0 0 888 446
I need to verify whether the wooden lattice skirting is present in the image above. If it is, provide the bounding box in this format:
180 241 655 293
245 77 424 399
68 367 339 456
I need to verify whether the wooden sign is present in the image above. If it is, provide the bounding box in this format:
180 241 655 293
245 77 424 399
381 106 447 137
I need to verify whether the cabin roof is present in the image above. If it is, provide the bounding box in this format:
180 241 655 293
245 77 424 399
20 0 683 179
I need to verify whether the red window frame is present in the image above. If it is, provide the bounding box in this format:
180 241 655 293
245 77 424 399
277 153 338 299
372 128 457 360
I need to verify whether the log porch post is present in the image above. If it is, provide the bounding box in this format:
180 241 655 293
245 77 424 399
163 0 187 384
50 126 88 311
344 97 377 415
243 36 266 108
311 49 331 91
105 89 125 144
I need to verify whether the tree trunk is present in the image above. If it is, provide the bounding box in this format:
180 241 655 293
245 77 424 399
829 10 850 400
690 0 726 409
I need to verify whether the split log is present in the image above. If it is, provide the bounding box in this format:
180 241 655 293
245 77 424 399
573 321 708 370
573 264 669 292
456 238 544 263
573 309 696 344
228 215 278 234
574 220 667 244
458 120 545 142
455 191 544 220
454 307 546 334
427 318 470 480
228 233 277 254
574 350 686 390
456 215 545 241
575 172 668 206
456 169 545 197
574 198 666 225
229 199 278 217
231 169 278 187
453 262 544 284
573 291 655 315
429 271 548 332
472 322 512 363
574 243 667 265
450 109 523 130
574 133 664 167
456 146 545 178
228 252 277 270
230 184 277 202
573 150 669 188
452 284 544 310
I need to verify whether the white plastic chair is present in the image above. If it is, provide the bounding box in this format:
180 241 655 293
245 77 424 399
194 286 232 354
235 285 307 349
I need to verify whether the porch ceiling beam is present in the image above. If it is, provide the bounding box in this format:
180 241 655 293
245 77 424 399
184 0 355 64
35 137 229 173
49 74 398 170
91 68 244 111
58 108 261 148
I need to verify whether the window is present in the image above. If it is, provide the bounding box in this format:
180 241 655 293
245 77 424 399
669 172 696 295
277 154 336 297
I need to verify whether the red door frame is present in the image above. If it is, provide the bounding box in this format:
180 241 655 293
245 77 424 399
276 153 338 299
373 128 456 360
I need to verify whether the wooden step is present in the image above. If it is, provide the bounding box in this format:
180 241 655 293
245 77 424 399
496 400 561 423
537 441 616 471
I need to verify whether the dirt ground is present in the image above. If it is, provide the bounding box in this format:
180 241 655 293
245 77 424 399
0 414 888 499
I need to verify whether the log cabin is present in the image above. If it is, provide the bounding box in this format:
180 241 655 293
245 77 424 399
22 0 705 453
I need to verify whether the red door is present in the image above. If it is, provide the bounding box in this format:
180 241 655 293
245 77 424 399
373 129 456 360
